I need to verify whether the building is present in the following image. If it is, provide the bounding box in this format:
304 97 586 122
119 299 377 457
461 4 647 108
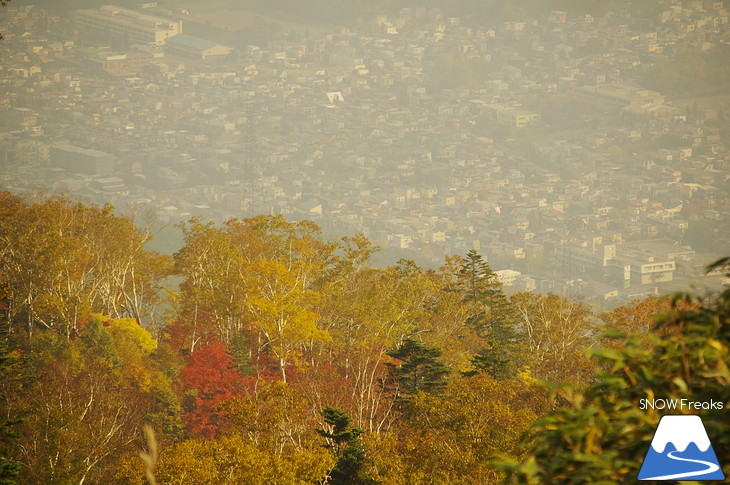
610 257 676 286
392 234 412 249
577 84 669 115
486 104 541 127
51 145 116 176
165 34 233 59
548 10 568 23
610 240 681 286
555 243 617 277
75 5 182 46
79 49 159 76
495 269 521 287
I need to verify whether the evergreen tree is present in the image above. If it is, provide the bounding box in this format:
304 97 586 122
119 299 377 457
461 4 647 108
386 339 451 399
457 250 496 305
456 250 521 379
469 346 517 380
317 407 375 485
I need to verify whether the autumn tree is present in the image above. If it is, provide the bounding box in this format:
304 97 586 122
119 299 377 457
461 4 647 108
1 309 187 484
243 257 328 382
0 192 73 338
0 283 21 485
598 295 695 349
174 215 336 381
154 434 333 484
173 218 240 352
415 256 492 373
224 381 315 456
379 373 549 484
0 193 171 341
144 341 186 443
119 380 336 483
316 259 432 432
180 341 246 439
511 292 597 385
12 328 148 484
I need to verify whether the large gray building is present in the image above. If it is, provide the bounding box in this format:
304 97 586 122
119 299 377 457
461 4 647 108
51 145 116 176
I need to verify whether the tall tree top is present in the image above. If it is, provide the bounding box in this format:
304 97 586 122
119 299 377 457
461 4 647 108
456 249 501 303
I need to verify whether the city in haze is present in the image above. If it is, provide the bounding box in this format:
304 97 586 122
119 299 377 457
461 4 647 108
1 0 728 302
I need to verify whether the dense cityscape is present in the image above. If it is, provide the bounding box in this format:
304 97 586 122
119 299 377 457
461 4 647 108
1 1 729 303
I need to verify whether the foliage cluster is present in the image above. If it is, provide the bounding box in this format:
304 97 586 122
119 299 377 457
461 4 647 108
501 259 730 483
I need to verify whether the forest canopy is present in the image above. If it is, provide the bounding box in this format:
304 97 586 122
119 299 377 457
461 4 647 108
0 192 727 484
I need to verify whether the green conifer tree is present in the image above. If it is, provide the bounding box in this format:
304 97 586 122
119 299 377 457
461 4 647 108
386 338 451 399
317 407 375 485
456 250 521 379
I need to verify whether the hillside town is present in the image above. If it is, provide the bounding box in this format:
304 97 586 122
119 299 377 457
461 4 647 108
0 1 728 304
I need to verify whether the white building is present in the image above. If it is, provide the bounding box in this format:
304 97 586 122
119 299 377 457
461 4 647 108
495 269 521 287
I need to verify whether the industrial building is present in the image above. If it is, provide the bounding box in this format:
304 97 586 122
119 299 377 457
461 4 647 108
51 145 116 176
165 34 233 59
75 5 182 46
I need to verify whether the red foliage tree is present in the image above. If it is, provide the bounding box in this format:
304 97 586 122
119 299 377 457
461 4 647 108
180 341 249 439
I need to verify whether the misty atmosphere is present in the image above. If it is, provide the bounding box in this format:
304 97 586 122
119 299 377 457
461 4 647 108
0 0 729 483
2 0 728 300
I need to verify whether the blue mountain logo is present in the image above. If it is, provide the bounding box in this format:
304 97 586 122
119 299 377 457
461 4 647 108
638 415 725 481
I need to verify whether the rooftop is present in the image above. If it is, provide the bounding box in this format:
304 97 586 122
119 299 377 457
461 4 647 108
167 34 220 51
